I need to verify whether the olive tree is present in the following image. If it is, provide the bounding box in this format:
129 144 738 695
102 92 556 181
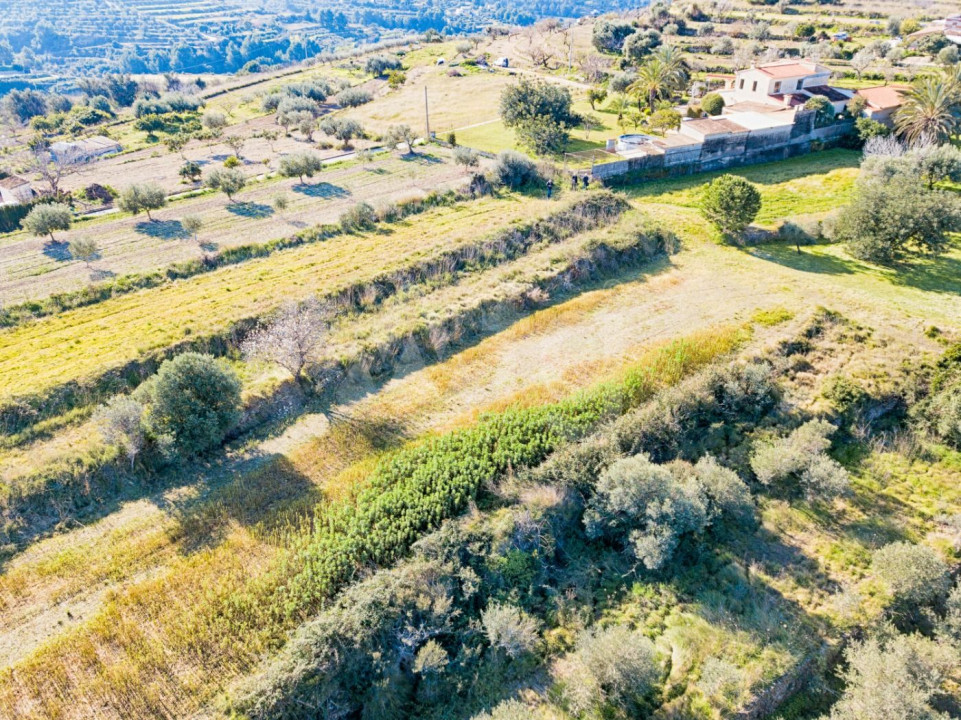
205 167 247 202
385 124 416 155
700 174 761 240
279 151 323 184
22 202 72 241
69 237 99 267
182 215 203 243
118 182 167 220
95 395 146 470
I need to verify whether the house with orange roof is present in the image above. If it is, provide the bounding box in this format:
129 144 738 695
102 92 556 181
855 85 906 126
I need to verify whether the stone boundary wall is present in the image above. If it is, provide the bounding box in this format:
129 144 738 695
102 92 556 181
593 112 854 182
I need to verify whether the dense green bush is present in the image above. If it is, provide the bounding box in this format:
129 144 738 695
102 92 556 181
340 202 378 232
136 352 241 458
492 151 541 189
700 174 761 240
750 419 849 499
701 92 725 116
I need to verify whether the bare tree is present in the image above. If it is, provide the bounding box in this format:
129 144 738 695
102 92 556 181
95 395 145 471
851 49 876 81
578 53 610 84
29 145 78 195
224 135 246 160
241 299 330 383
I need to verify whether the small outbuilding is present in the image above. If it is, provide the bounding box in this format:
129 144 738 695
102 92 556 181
0 175 34 206
49 136 122 163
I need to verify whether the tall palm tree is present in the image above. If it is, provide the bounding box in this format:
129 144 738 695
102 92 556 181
654 44 690 95
628 57 670 111
895 75 961 145
628 46 689 111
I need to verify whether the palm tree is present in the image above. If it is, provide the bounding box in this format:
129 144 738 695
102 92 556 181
628 46 689 111
654 45 689 94
629 57 670 111
895 75 961 145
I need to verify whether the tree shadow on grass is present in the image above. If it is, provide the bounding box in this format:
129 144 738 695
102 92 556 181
744 243 860 276
136 219 189 240
42 240 71 261
886 251 961 296
365 166 389 175
226 202 274 219
400 151 443 165
293 182 350 199
200 241 219 252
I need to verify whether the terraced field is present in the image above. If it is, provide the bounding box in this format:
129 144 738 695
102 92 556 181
0 149 470 304
0 192 552 404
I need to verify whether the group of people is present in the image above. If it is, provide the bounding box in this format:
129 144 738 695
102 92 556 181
544 173 590 199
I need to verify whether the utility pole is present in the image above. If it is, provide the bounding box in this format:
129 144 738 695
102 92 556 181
424 86 431 141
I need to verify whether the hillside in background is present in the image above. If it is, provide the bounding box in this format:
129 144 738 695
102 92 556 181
0 0 632 83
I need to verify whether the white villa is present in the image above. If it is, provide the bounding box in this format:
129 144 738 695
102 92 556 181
0 175 35 206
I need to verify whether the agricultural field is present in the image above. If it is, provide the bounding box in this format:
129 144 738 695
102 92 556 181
0 3 960 720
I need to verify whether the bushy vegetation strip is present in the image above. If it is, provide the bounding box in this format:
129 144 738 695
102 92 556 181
0 192 627 441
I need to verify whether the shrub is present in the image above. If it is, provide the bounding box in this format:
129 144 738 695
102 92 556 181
137 352 241 458
610 71 638 93
872 542 951 609
336 87 373 108
584 453 709 570
855 117 890 143
697 658 743 706
481 603 540 658
453 146 479 170
94 395 145 470
828 629 956 720
750 419 849 499
340 202 378 232
492 151 540 189
701 92 725 116
365 54 403 76
556 625 660 716
804 95 834 127
700 174 761 240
